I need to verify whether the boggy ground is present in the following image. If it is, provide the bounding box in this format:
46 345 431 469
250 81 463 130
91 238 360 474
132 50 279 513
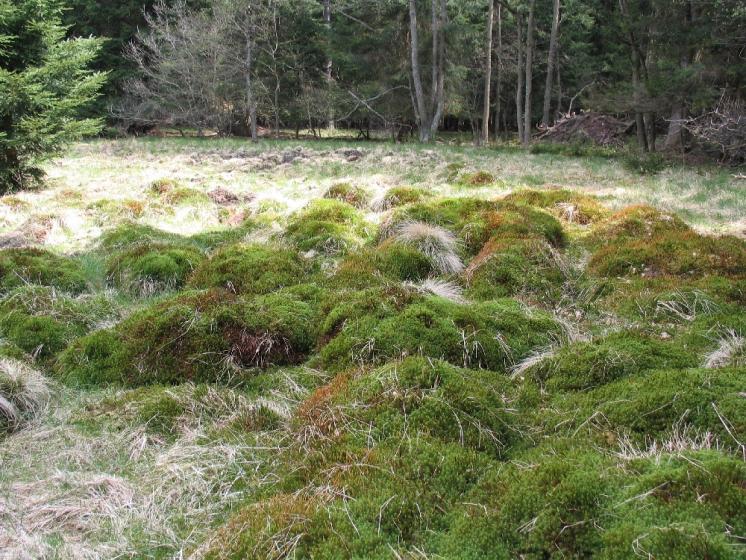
0 139 744 559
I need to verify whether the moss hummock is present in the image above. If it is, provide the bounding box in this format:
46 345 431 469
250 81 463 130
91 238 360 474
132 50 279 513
0 248 87 293
188 243 310 295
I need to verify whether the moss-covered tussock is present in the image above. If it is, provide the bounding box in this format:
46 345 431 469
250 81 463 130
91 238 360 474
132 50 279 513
317 286 559 371
285 199 370 254
57 288 320 386
0 286 120 359
188 243 310 295
386 197 566 256
0 248 87 293
106 242 205 295
502 188 610 224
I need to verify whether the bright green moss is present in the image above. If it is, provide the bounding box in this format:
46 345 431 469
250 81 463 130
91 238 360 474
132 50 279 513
547 367 745 443
347 358 522 453
106 242 205 295
56 289 318 387
0 286 121 360
56 328 130 386
162 187 211 205
331 242 435 289
98 222 182 251
285 199 370 254
464 237 565 301
388 198 566 256
322 182 369 208
188 243 309 295
387 198 496 254
376 186 431 209
0 248 87 293
589 229 746 278
318 291 559 372
502 188 610 224
526 330 698 391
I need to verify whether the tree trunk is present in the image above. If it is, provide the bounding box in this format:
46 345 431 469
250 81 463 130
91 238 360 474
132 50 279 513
542 0 560 127
408 0 446 143
515 14 524 143
323 0 335 131
523 0 536 146
631 48 648 152
493 3 502 140
245 32 257 142
481 0 495 144
409 0 429 142
428 0 447 140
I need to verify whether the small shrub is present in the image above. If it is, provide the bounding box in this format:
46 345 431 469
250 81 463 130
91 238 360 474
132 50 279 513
322 182 369 208
622 152 667 175
107 242 205 296
0 357 50 434
188 243 309 295
0 248 87 293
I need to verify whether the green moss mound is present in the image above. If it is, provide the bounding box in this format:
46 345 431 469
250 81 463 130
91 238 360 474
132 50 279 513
285 199 369 254
388 198 566 256
460 171 496 186
98 222 182 251
318 288 559 372
106 242 205 296
502 188 610 224
437 447 744 559
347 357 522 453
57 289 318 386
188 243 309 295
0 248 87 293
589 205 690 246
0 286 120 360
375 186 431 209
546 367 745 443
525 330 698 391
332 241 435 288
386 197 496 254
589 229 746 278
322 182 369 208
465 237 566 301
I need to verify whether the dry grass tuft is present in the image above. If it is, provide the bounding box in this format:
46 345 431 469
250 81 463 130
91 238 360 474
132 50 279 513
0 358 50 433
392 221 464 274
704 330 745 368
405 278 466 303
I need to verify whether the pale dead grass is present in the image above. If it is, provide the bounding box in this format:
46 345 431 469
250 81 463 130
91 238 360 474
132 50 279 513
0 380 295 559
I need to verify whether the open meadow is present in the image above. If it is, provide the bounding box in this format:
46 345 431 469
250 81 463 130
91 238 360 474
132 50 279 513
0 138 744 559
